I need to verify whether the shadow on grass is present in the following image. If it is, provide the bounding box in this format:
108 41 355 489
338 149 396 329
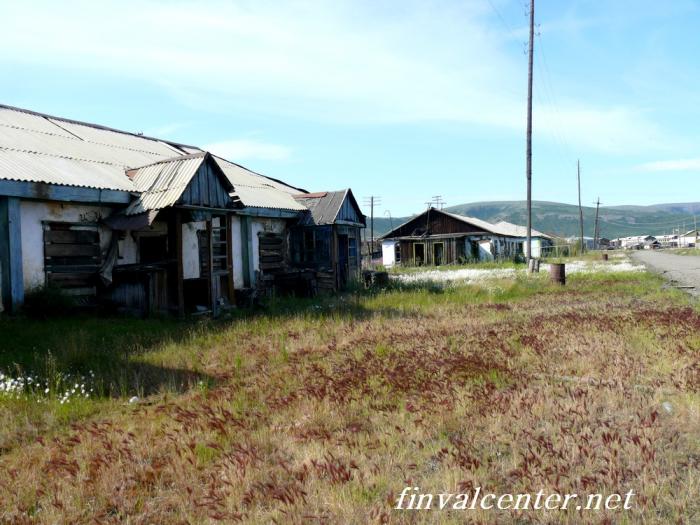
0 277 553 398
0 315 215 398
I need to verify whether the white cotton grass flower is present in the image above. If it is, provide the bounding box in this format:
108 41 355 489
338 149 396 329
0 368 98 403
390 257 644 286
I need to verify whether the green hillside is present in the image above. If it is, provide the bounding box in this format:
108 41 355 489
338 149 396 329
369 200 700 239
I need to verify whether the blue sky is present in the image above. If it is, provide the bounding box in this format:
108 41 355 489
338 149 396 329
1 0 699 216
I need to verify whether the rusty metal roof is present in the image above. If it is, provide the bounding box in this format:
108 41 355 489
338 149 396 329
294 190 348 225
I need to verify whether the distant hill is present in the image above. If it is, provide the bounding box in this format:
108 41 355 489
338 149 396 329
369 200 700 239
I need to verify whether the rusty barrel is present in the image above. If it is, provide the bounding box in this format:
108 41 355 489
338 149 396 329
550 263 566 285
602 253 609 261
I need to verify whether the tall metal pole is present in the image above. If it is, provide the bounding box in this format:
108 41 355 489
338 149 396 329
526 0 534 264
577 160 584 253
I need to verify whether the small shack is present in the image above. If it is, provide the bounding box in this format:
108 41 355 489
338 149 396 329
290 190 365 291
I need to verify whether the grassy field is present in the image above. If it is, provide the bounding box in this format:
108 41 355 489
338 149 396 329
1 268 699 523
668 248 700 256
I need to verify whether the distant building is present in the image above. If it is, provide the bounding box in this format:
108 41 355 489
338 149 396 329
380 207 552 267
610 235 657 250
679 229 698 248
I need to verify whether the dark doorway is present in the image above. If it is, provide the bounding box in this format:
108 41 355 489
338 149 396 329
139 235 168 264
414 243 425 265
338 234 349 289
433 242 444 266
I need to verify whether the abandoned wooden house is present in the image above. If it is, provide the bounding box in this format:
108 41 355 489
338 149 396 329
290 190 365 292
0 104 364 315
380 207 552 267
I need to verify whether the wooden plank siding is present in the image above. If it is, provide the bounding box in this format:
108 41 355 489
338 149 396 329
178 161 231 210
43 222 101 295
388 209 490 238
337 196 363 224
399 237 466 266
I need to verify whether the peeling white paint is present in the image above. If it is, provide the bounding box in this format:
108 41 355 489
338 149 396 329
19 201 113 289
182 221 205 279
230 216 244 289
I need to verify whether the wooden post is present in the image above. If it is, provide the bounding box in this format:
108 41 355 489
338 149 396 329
246 219 256 288
332 226 339 291
174 210 185 317
0 197 24 313
226 214 235 305
239 216 251 288
207 218 216 316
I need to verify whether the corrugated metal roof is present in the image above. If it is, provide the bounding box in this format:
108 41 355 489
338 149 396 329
294 190 347 225
215 157 306 211
0 105 312 214
0 149 135 191
0 125 169 168
233 184 307 211
382 208 551 240
493 220 551 239
125 154 207 215
48 118 184 157
0 108 77 138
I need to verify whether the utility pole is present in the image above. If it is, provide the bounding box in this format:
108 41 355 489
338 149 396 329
593 197 601 250
363 196 381 262
682 220 686 247
384 210 394 232
525 0 535 264
577 160 584 254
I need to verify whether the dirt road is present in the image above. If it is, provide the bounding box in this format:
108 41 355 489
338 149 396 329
632 250 700 297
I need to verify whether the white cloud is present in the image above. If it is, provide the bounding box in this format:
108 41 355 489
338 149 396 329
204 139 292 162
635 158 700 172
0 0 677 154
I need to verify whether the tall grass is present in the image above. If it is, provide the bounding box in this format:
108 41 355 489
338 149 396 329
0 269 699 523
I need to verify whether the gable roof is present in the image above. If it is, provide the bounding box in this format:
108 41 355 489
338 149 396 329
293 189 366 226
0 104 307 212
124 152 234 215
381 208 552 240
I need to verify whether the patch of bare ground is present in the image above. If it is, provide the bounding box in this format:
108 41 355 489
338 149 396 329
1 273 699 524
